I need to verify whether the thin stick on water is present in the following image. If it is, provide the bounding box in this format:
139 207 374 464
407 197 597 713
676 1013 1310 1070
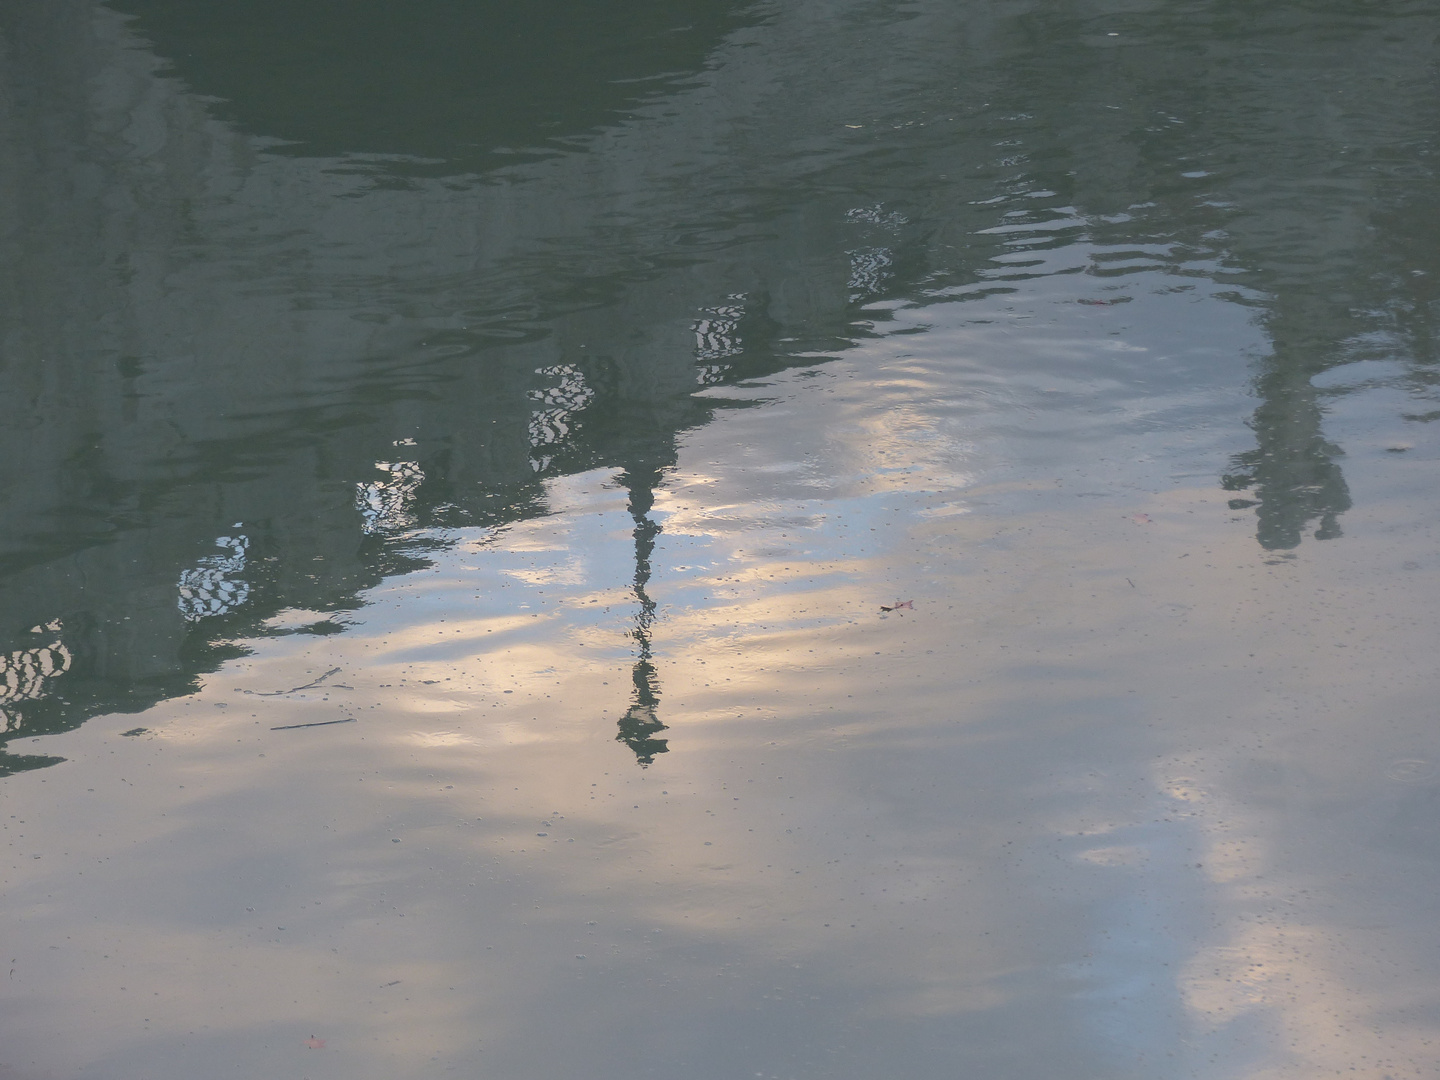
254 666 343 697
269 717 356 732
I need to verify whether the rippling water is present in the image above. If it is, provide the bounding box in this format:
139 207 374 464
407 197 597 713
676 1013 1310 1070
2 1 1439 1076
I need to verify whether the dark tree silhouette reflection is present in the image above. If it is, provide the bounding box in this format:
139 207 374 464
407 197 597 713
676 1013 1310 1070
1221 318 1353 551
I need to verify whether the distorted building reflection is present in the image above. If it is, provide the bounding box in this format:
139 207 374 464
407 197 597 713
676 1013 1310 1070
0 620 71 735
177 533 253 620
357 447 426 536
528 365 596 474
691 295 746 387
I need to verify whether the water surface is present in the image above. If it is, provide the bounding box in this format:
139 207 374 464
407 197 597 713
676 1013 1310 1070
2 1 1439 1077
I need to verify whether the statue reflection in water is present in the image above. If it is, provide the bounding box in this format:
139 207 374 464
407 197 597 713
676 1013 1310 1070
614 468 668 765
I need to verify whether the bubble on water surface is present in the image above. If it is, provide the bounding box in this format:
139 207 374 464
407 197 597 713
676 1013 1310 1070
1386 759 1436 783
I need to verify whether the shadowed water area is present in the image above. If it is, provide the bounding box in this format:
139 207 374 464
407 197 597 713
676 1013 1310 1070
1 0 1439 1076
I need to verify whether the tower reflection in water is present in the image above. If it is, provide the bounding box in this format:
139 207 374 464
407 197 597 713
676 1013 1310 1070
615 467 668 766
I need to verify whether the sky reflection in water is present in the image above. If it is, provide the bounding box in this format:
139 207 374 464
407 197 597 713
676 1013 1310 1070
2 0 1440 1077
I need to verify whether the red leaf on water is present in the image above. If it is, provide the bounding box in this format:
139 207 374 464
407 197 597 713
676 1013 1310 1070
304 1037 326 1050
1131 513 1153 524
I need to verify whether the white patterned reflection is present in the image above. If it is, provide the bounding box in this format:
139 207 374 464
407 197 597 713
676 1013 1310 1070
177 534 251 621
692 294 746 385
844 203 908 229
846 246 894 300
528 364 594 472
0 619 72 732
356 459 425 534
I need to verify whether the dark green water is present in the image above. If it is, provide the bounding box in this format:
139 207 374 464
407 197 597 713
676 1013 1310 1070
2 1 1438 1076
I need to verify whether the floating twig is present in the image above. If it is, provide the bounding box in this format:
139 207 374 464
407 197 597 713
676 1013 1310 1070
253 666 342 697
880 600 914 612
270 717 356 731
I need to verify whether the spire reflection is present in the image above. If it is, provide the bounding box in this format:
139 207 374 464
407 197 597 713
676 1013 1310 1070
614 468 668 765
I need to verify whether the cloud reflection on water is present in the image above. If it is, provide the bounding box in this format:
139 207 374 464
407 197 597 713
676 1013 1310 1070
6 306 1440 1077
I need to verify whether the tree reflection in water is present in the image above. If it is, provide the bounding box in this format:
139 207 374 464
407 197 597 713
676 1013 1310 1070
1222 331 1353 550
